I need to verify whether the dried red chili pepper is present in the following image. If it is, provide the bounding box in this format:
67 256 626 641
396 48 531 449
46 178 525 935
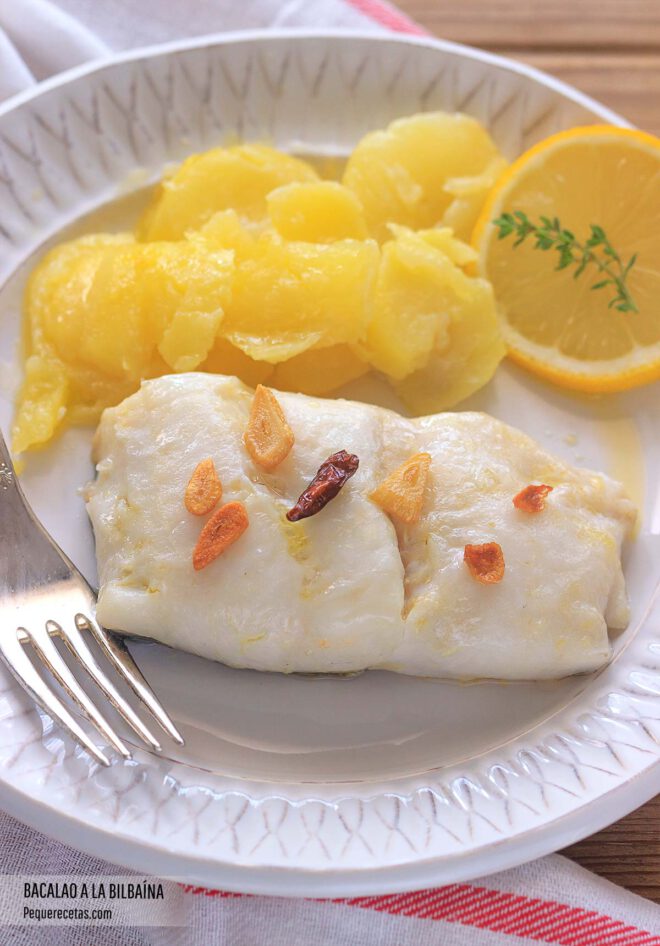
286 450 359 522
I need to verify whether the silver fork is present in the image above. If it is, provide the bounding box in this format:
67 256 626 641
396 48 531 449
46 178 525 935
0 430 184 766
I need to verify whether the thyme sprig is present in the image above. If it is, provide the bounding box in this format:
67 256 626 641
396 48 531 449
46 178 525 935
492 212 638 313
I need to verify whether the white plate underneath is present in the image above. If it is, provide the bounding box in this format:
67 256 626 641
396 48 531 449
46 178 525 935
0 31 658 895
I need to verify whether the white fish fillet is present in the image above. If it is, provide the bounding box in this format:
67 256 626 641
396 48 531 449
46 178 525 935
86 374 636 680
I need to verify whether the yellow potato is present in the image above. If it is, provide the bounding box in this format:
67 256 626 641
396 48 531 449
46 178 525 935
138 144 318 241
392 238 505 413
142 244 234 372
193 209 259 259
388 225 478 268
220 234 379 363
202 337 274 388
267 182 368 242
362 232 451 380
26 233 134 353
441 155 508 240
12 355 68 455
343 112 503 241
36 240 233 378
15 237 235 452
16 115 505 453
32 239 150 382
272 344 368 396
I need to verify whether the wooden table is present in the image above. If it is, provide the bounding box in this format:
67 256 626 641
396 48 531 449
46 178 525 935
396 0 660 134
394 0 660 904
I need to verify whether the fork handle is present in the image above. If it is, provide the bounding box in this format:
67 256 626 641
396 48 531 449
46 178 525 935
0 427 37 521
0 427 19 495
0 428 72 597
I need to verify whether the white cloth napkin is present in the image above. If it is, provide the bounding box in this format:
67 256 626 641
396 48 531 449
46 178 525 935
0 1 658 943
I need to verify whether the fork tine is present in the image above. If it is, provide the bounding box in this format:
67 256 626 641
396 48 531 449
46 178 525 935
80 616 184 746
26 623 131 760
0 629 111 767
57 619 162 752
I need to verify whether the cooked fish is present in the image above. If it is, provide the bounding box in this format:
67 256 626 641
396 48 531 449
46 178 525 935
86 374 635 680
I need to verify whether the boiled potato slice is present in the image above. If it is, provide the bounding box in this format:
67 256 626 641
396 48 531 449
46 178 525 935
13 352 143 453
220 234 379 363
35 240 233 379
65 367 161 425
267 182 368 242
362 232 452 380
12 355 68 455
140 244 234 372
362 226 485 382
34 240 150 382
26 233 135 354
441 155 508 240
271 344 368 395
389 225 478 268
202 337 274 388
138 144 318 241
193 209 259 259
15 237 235 452
343 112 503 241
394 242 505 413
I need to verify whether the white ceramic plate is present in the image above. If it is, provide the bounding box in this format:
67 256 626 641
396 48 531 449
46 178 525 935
0 31 658 896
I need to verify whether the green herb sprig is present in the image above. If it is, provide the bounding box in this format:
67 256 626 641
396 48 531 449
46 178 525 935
492 212 638 314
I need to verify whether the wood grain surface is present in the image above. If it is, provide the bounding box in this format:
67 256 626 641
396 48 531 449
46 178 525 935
395 0 660 906
397 0 660 134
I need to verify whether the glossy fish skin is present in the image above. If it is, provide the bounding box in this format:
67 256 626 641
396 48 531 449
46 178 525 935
87 374 635 680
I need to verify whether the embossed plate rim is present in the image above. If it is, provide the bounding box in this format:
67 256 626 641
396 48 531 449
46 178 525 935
0 28 630 127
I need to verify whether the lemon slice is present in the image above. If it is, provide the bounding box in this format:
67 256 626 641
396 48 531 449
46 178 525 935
473 125 660 392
